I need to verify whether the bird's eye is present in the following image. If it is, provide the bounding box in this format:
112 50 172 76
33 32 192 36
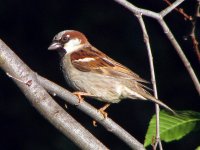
62 36 69 42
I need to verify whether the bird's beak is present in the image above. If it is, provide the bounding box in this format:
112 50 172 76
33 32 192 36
48 41 62 50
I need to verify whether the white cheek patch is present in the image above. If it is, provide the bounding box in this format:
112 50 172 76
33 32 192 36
63 38 82 53
74 57 95 62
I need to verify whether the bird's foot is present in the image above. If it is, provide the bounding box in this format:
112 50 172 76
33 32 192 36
93 104 110 127
73 91 92 103
98 107 108 118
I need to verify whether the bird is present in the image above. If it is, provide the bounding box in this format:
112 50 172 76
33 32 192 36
48 30 175 117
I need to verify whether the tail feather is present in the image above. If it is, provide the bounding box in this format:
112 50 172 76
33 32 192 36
145 94 176 115
127 83 176 114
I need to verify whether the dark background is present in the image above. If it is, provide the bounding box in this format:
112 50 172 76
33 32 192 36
0 0 199 149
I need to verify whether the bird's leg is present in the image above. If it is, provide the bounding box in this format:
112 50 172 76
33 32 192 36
73 91 93 103
98 103 110 118
93 103 110 127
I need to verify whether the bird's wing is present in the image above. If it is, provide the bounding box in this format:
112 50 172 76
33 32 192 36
70 46 148 83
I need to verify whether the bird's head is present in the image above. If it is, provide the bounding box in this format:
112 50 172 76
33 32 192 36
48 30 89 54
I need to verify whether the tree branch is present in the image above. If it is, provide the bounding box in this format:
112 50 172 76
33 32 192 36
114 0 200 149
0 39 108 150
136 14 162 150
36 76 145 150
0 39 146 149
160 0 184 17
162 0 192 20
190 0 200 63
158 19 200 95
114 0 200 95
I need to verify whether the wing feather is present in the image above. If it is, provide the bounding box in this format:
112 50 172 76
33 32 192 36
70 46 149 83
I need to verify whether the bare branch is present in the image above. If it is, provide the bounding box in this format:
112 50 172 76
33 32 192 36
158 19 200 94
160 0 185 17
114 0 200 96
190 0 200 62
114 0 160 19
0 39 146 150
136 14 162 150
162 0 192 20
37 75 145 150
114 0 200 149
0 39 108 150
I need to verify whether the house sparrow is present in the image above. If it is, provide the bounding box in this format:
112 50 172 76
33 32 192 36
48 30 175 117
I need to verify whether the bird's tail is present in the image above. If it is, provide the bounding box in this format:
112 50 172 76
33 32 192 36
128 83 176 114
128 88 176 114
144 94 176 115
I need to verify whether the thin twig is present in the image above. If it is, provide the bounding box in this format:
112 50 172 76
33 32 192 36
0 39 108 150
162 0 192 20
114 0 160 19
114 0 200 149
158 19 200 94
0 39 146 150
114 0 200 97
190 0 200 63
136 13 162 150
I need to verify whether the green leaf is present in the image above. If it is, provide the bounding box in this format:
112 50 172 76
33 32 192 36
196 146 200 150
144 110 200 147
